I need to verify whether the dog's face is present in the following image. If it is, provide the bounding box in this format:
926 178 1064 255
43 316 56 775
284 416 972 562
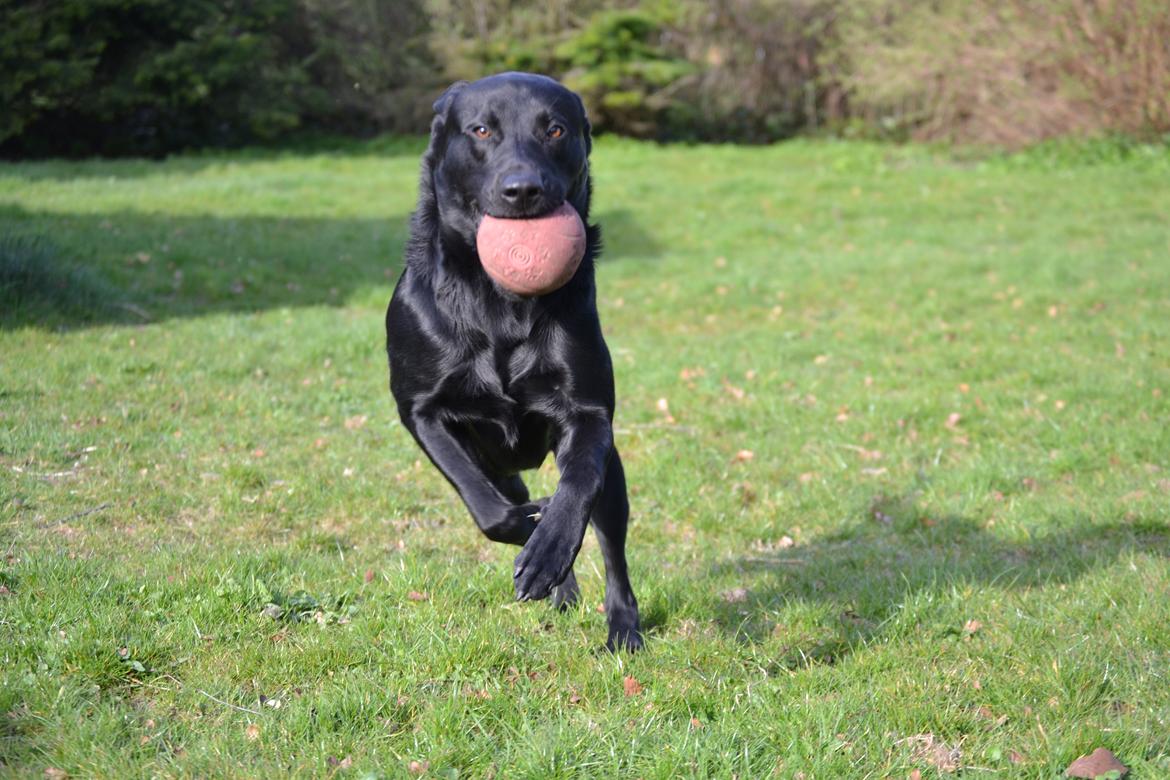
428 73 592 243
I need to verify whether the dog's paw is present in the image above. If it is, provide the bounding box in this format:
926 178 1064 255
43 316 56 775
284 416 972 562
513 520 578 602
605 620 644 653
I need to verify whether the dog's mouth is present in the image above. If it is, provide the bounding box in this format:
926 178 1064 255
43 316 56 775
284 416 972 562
481 201 564 221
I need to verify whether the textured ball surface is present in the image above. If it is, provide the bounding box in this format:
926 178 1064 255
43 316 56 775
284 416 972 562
476 202 586 296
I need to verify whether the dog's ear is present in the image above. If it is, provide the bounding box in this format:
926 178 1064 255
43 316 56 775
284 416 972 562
425 80 469 153
432 81 469 117
571 92 593 156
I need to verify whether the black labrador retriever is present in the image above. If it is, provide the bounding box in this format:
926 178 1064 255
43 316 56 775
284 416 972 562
384 73 642 651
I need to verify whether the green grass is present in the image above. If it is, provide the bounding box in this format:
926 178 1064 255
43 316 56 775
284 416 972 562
1 137 1169 778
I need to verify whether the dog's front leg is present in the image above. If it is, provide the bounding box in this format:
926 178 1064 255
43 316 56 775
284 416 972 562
513 413 611 601
409 414 539 544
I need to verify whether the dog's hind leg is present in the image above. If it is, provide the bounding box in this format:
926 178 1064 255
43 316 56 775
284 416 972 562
551 570 579 610
590 448 642 651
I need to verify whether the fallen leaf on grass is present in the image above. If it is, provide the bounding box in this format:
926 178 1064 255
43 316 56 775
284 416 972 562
408 760 429 774
722 380 745 400
364 569 375 583
245 723 260 741
945 412 962 429
407 590 428 602
963 619 983 636
722 587 749 603
1065 747 1127 778
901 733 961 773
623 676 643 696
344 415 368 430
326 756 353 769
44 770 68 780
732 449 754 463
732 481 756 505
975 705 1008 729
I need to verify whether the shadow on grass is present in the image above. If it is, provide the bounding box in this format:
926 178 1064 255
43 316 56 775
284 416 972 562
0 137 429 182
597 208 662 261
0 205 411 330
699 501 1168 667
0 205 659 330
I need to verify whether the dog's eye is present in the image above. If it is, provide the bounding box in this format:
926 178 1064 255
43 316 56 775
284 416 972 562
471 125 491 139
547 124 565 139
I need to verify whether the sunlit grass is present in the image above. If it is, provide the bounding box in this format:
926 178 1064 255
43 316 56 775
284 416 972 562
1 138 1168 777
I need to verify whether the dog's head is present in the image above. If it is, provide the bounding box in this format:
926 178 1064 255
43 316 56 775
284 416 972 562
423 73 593 246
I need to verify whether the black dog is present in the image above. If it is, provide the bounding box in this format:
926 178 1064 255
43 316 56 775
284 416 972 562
385 73 641 651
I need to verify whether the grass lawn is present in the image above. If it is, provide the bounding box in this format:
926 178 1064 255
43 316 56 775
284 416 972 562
1 137 1169 778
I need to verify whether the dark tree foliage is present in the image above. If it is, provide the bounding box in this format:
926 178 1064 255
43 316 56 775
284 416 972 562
1 0 318 156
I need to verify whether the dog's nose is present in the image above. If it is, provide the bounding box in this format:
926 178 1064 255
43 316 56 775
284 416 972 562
500 173 544 207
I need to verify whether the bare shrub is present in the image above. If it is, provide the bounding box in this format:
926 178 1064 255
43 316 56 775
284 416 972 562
671 0 848 141
842 0 1170 147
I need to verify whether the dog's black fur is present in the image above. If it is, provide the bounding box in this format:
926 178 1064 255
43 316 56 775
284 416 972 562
384 73 641 651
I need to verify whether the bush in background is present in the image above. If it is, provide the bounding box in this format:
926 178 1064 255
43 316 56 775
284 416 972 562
298 0 436 135
668 0 847 142
840 0 1170 147
1 0 1167 155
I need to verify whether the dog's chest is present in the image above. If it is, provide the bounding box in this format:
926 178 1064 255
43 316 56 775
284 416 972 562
433 339 563 459
475 338 562 407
